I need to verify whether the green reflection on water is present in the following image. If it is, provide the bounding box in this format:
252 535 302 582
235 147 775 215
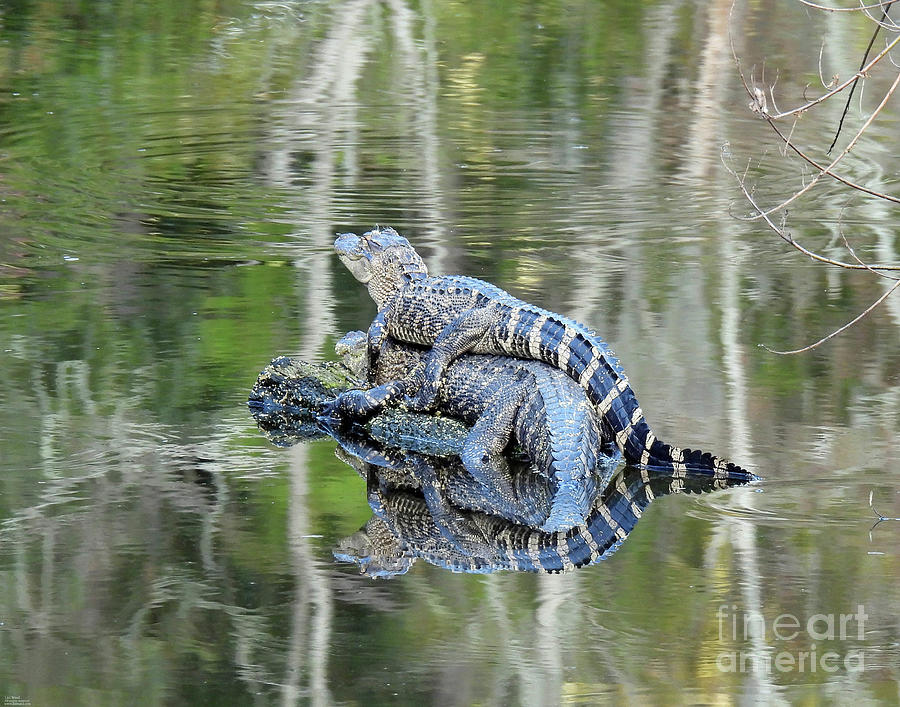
1 0 898 704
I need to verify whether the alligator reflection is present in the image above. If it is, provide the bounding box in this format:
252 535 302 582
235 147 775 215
249 357 755 577
331 434 750 576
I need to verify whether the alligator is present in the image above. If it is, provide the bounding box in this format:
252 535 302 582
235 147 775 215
248 353 470 455
249 354 601 527
332 434 754 576
325 409 616 531
248 343 755 573
248 333 627 531
330 330 628 531
330 226 750 478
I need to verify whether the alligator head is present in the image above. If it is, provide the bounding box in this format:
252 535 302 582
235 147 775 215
334 227 428 307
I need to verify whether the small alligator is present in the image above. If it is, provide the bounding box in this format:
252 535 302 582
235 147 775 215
331 227 750 478
333 436 753 576
248 353 469 455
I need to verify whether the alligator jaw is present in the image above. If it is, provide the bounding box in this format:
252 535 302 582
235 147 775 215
334 233 372 284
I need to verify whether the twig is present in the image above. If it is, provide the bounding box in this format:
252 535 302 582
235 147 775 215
723 149 900 271
798 0 897 12
760 112 900 207
869 489 900 533
746 70 900 223
759 279 900 354
817 40 829 90
836 201 900 281
862 1 900 29
827 2 890 153
727 0 900 354
735 33 900 120
731 10 900 207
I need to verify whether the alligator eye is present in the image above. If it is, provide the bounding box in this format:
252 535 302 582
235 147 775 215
481 454 490 464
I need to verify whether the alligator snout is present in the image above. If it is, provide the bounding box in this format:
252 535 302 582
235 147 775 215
334 232 364 258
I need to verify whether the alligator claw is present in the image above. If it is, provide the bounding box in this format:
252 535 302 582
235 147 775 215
314 410 342 436
322 388 380 420
316 400 342 422
405 384 438 412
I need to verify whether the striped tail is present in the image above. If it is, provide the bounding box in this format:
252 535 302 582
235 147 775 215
623 416 756 482
512 315 756 482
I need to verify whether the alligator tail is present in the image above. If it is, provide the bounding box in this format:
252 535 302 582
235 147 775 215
608 381 756 482
621 414 757 482
536 322 756 483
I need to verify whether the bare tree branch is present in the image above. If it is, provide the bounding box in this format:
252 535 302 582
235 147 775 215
798 0 897 13
759 279 900 355
728 0 900 353
722 148 900 271
836 201 900 280
742 33 899 119
755 112 900 206
869 489 900 534
743 70 900 221
827 2 890 153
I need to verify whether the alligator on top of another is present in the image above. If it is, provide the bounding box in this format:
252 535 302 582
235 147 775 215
331 330 627 531
250 322 755 535
330 226 750 479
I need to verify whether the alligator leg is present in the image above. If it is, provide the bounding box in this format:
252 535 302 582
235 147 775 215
409 455 494 558
322 378 410 419
405 305 497 411
326 338 430 419
365 308 390 379
458 382 528 511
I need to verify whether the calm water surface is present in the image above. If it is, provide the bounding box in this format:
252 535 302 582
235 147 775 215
1 1 898 704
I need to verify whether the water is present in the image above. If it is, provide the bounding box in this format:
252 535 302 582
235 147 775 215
1 0 898 704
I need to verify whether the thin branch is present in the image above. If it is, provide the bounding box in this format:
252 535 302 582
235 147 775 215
758 113 900 205
736 33 900 120
731 12 900 206
798 0 897 12
862 1 900 29
759 279 900 354
746 69 900 222
780 115 800 158
728 0 900 354
836 201 900 280
817 41 827 89
722 148 900 271
869 489 900 533
768 70 783 116
827 2 889 153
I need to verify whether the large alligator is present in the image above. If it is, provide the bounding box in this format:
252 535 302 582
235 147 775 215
331 227 750 478
249 343 755 572
330 330 628 531
249 362 753 574
249 354 606 528
333 436 753 576
249 333 627 531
